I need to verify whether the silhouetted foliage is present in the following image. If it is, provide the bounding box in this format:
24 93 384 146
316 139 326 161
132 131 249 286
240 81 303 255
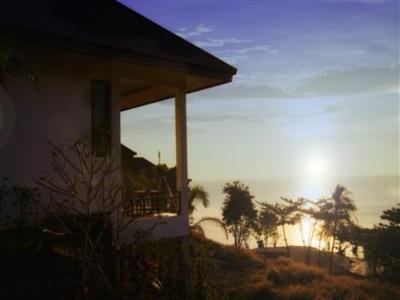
338 204 400 283
258 198 302 256
0 180 79 300
0 180 43 251
380 205 400 227
189 184 210 217
188 184 228 241
295 200 322 265
315 185 357 272
222 181 257 248
0 32 41 90
0 177 11 216
256 203 279 250
191 217 228 241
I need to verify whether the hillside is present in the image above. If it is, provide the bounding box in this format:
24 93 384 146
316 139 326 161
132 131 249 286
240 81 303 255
257 246 365 275
192 236 400 300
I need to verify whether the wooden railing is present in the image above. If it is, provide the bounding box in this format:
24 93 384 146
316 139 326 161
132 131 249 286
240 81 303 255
123 190 180 217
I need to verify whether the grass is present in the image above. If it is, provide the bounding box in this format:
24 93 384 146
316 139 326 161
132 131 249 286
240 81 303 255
266 257 325 286
194 236 400 300
265 257 400 300
1 232 398 300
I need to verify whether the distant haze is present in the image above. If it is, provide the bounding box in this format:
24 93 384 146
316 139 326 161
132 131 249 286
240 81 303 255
120 0 399 232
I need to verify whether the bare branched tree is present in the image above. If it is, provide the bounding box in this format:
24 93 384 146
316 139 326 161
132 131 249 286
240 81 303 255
36 139 138 299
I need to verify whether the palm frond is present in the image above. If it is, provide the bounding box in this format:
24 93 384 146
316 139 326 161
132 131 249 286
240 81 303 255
191 224 206 238
193 217 228 240
188 184 210 215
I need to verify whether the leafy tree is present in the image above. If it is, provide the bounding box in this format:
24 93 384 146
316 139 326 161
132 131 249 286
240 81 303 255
297 200 325 265
340 204 400 282
380 205 400 227
259 198 302 256
270 229 280 248
315 185 357 272
222 181 257 248
257 203 279 250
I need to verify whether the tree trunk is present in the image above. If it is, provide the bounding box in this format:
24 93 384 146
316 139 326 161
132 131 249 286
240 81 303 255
282 224 290 257
264 234 269 261
234 232 238 248
329 221 338 273
238 220 243 248
234 225 239 248
329 236 336 273
306 224 315 265
317 238 322 267
299 221 308 263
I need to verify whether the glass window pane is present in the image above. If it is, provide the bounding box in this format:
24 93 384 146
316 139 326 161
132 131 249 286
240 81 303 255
91 80 111 157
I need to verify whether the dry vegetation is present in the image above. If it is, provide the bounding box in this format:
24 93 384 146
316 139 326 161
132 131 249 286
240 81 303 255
195 236 400 300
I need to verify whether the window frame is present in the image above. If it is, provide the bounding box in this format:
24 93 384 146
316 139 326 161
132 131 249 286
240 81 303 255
91 79 111 157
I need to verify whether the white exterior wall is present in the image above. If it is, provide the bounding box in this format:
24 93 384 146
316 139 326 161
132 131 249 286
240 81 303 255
0 45 189 240
0 47 120 186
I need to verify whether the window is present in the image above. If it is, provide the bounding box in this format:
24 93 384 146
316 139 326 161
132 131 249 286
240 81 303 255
91 80 111 157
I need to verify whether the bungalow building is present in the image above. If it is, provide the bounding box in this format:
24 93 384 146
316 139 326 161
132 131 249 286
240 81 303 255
0 0 236 239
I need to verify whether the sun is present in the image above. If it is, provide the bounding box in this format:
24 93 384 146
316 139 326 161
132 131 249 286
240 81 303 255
300 155 329 199
304 155 327 179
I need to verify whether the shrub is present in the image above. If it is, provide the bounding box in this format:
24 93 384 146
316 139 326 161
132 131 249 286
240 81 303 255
267 257 325 286
267 258 400 299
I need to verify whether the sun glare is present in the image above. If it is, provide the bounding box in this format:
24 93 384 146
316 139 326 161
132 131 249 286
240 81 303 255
296 215 326 250
304 155 328 179
299 154 331 199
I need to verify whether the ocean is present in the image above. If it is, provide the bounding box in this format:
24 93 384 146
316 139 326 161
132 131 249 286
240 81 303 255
192 175 399 248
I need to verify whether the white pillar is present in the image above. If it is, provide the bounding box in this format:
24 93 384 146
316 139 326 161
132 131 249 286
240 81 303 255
175 88 189 230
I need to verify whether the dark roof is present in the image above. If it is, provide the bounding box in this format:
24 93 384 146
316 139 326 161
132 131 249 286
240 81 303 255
121 144 137 158
0 0 236 79
121 144 158 174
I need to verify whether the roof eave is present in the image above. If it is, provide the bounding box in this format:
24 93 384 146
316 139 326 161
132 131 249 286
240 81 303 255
7 26 237 81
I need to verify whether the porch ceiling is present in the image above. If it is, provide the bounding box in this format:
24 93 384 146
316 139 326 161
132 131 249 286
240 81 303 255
1 0 236 111
119 62 230 111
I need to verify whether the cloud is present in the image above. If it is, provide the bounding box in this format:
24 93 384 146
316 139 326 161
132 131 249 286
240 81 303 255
192 83 289 100
176 24 213 38
320 104 347 114
211 44 279 64
189 112 279 124
300 66 399 97
191 66 398 101
194 38 253 48
214 45 279 55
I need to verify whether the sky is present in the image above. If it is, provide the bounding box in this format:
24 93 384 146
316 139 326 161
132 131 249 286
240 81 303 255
120 0 399 183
